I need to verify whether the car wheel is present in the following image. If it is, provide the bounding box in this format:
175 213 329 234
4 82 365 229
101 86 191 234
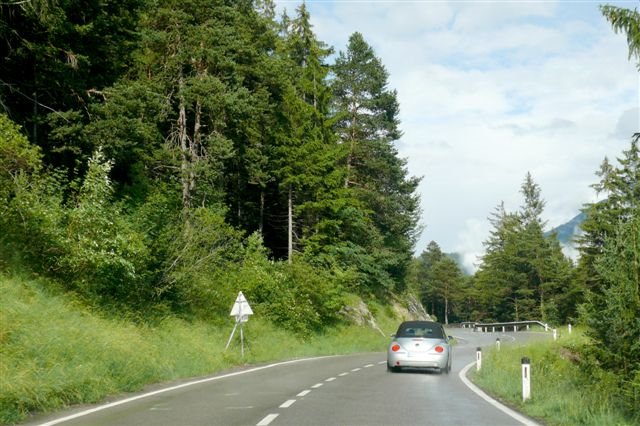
387 363 399 373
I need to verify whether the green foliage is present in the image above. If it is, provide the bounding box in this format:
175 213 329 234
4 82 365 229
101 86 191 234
0 0 145 173
580 208 640 416
163 205 244 317
230 234 347 336
408 241 465 323
1 168 67 275
58 149 151 303
577 136 640 291
0 115 42 189
601 4 640 69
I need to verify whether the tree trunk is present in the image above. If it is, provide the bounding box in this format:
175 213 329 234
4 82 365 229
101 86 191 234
444 296 449 325
259 190 265 234
344 106 357 188
178 75 190 209
288 185 293 263
191 99 202 205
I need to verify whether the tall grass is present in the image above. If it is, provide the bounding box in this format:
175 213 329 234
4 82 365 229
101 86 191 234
0 274 392 425
469 330 635 425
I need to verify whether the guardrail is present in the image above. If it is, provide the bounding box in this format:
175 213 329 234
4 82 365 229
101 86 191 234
452 320 551 332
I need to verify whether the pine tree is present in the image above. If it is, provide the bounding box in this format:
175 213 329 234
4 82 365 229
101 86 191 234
330 32 420 293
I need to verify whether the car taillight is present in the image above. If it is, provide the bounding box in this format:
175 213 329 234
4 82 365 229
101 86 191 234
435 346 444 353
391 344 401 352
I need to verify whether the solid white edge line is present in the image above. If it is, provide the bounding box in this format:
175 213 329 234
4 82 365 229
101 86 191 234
256 413 279 426
36 356 338 426
279 399 296 408
458 361 541 426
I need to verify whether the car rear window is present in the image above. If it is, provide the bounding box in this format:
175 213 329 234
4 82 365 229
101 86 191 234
396 323 444 338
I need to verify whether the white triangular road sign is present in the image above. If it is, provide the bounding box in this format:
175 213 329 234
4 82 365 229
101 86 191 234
230 291 253 322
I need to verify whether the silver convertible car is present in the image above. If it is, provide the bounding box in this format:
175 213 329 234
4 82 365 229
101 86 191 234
387 320 452 374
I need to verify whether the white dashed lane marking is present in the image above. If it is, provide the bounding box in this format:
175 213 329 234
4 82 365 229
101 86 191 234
256 413 279 426
258 360 383 426
279 400 296 408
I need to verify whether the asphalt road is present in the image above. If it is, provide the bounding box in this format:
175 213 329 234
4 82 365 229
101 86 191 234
28 329 549 426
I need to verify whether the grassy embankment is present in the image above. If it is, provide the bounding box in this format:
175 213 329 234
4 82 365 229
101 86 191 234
0 273 397 425
469 328 637 425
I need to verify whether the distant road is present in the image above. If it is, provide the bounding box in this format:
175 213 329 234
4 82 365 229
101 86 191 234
28 329 549 426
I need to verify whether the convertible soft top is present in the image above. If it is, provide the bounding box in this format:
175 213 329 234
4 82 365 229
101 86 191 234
395 321 445 339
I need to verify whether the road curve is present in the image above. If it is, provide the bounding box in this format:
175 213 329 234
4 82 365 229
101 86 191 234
26 329 548 426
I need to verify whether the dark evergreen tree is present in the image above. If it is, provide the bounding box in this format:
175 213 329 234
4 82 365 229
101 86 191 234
330 32 421 293
577 136 640 292
269 3 336 262
0 0 144 173
475 175 573 323
430 256 463 324
413 241 445 316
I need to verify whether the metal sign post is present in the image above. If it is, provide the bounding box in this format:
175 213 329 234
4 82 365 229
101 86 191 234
225 291 253 357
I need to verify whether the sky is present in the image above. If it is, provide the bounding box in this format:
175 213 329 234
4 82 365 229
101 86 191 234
275 0 640 272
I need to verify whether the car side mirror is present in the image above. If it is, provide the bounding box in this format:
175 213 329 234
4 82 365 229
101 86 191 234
390 333 396 338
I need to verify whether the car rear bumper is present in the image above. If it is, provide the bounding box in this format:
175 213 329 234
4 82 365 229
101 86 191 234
387 352 449 369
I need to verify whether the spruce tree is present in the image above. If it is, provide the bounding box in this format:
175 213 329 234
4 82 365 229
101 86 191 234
578 136 640 291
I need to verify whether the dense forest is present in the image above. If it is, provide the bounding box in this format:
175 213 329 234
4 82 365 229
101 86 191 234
1 0 638 416
1 0 422 332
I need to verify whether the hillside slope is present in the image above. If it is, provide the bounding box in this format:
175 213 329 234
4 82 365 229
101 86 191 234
0 274 396 425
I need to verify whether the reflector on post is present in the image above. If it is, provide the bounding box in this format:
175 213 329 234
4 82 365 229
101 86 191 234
522 357 531 402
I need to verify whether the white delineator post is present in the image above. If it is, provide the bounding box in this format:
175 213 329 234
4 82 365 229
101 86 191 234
476 347 482 371
496 338 501 351
568 324 572 334
553 328 557 341
522 357 531 402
